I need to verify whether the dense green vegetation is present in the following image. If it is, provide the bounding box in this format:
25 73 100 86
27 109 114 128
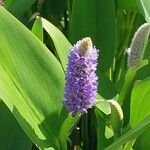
0 0 150 150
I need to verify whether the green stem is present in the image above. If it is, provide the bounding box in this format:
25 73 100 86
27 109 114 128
82 114 89 150
59 114 80 150
88 109 96 150
117 68 136 105
118 60 148 105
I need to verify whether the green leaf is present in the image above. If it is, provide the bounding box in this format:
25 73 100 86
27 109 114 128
96 100 111 115
0 101 32 150
130 76 150 127
32 17 43 42
134 127 150 150
118 0 139 12
118 59 148 105
135 62 150 80
69 0 116 72
95 108 107 150
43 0 67 15
139 0 150 22
59 114 80 150
42 18 72 70
4 0 36 18
0 7 66 149
3 0 13 7
117 68 137 105
105 116 150 150
97 71 117 99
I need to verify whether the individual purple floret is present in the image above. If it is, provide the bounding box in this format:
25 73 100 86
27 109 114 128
63 37 99 116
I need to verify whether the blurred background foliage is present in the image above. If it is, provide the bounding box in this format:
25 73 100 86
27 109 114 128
0 0 150 149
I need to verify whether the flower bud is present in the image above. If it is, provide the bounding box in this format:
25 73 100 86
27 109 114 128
107 100 123 135
128 23 150 68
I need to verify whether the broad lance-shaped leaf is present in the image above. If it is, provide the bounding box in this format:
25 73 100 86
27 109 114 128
105 116 150 150
0 7 66 149
139 0 150 23
41 18 72 71
130 76 150 127
32 17 43 42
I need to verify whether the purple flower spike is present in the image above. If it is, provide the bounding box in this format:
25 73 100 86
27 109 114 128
64 37 99 116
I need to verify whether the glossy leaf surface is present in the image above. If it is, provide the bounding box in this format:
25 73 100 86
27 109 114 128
0 7 66 149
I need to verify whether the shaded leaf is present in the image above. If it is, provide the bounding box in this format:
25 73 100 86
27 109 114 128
134 127 150 150
4 0 36 18
69 0 116 72
95 108 107 150
97 71 117 99
118 0 139 12
0 101 32 150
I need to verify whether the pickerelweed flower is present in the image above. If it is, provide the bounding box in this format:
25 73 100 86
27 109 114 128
127 23 150 68
64 37 99 116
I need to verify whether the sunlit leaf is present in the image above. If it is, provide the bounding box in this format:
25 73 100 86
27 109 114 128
42 18 72 70
96 100 111 115
130 76 150 127
32 17 43 42
105 116 150 150
0 7 66 149
139 0 150 22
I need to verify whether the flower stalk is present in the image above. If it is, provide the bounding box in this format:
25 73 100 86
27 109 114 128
118 23 150 105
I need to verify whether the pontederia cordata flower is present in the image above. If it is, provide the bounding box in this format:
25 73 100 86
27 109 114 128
63 37 99 116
